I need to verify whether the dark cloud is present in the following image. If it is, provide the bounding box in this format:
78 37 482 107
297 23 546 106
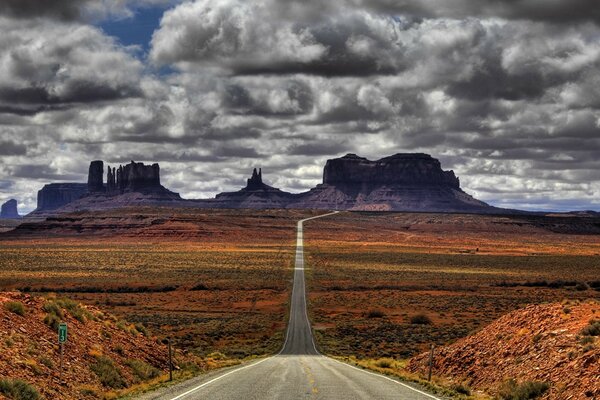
0 0 87 20
2 0 600 213
288 141 350 156
0 140 27 156
344 0 600 24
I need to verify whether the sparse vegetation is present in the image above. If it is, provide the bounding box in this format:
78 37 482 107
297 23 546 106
497 379 550 400
453 383 471 395
581 319 600 336
4 301 26 316
0 378 41 400
125 359 161 382
410 314 432 325
367 309 386 318
90 355 127 389
375 358 394 368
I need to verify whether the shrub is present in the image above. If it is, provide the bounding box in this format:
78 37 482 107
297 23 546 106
4 301 26 316
581 320 600 336
410 314 432 325
134 323 149 337
366 310 386 318
190 283 209 291
0 379 41 400
90 356 127 389
43 300 64 330
126 359 160 382
498 379 550 400
453 384 471 395
39 356 53 369
43 312 61 330
375 358 394 368
207 351 226 360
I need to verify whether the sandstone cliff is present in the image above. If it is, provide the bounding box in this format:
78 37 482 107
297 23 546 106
35 183 88 212
407 302 600 399
289 153 494 212
0 199 20 219
211 168 295 209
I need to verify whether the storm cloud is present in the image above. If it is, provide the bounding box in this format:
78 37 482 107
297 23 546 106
1 0 599 213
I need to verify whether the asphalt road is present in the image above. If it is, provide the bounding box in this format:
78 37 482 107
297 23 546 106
139 212 440 400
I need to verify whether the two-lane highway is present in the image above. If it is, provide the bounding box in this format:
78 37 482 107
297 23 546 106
138 212 440 400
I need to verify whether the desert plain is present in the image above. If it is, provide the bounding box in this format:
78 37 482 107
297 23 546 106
1 208 599 398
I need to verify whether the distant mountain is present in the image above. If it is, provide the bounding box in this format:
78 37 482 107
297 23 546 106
0 199 20 219
289 153 495 212
30 160 180 215
20 153 588 215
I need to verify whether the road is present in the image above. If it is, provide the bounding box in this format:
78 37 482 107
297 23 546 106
139 212 440 400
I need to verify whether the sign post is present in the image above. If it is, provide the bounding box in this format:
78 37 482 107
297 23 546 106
427 343 435 381
58 323 67 382
168 338 173 382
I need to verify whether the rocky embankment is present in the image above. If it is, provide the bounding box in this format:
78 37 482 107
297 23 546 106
0 292 171 399
408 302 600 399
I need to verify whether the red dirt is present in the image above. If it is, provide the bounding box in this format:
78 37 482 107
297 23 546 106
407 302 600 399
0 292 171 399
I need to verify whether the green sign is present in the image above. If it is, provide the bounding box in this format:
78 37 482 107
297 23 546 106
58 323 67 344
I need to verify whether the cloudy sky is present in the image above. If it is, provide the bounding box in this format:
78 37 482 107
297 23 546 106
1 0 599 213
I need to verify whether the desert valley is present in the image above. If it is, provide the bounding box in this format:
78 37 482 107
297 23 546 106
0 154 598 399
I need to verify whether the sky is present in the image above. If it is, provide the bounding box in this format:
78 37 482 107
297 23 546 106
1 0 599 213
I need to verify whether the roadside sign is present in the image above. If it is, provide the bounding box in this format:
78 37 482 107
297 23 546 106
58 323 68 344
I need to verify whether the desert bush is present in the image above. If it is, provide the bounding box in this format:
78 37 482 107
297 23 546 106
367 310 386 318
134 322 149 337
43 300 64 329
190 283 209 291
90 356 127 389
126 359 160 382
78 386 99 397
581 320 600 336
410 314 432 325
497 379 550 400
39 355 53 369
0 379 41 400
4 301 26 316
207 351 227 360
375 358 394 368
453 383 471 395
582 344 595 352
43 312 61 330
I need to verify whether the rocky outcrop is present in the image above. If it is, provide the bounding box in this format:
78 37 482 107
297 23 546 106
106 161 163 194
289 153 494 213
87 160 104 193
35 183 88 212
0 199 20 218
211 168 295 209
323 153 460 188
407 303 600 399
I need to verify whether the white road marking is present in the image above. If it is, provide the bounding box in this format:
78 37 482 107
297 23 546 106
328 358 441 400
168 358 271 400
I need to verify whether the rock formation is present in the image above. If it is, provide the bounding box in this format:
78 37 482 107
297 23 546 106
35 183 88 212
211 168 295 209
322 153 460 188
28 153 500 214
105 161 165 195
87 160 105 193
289 153 494 212
246 168 263 190
0 199 20 218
